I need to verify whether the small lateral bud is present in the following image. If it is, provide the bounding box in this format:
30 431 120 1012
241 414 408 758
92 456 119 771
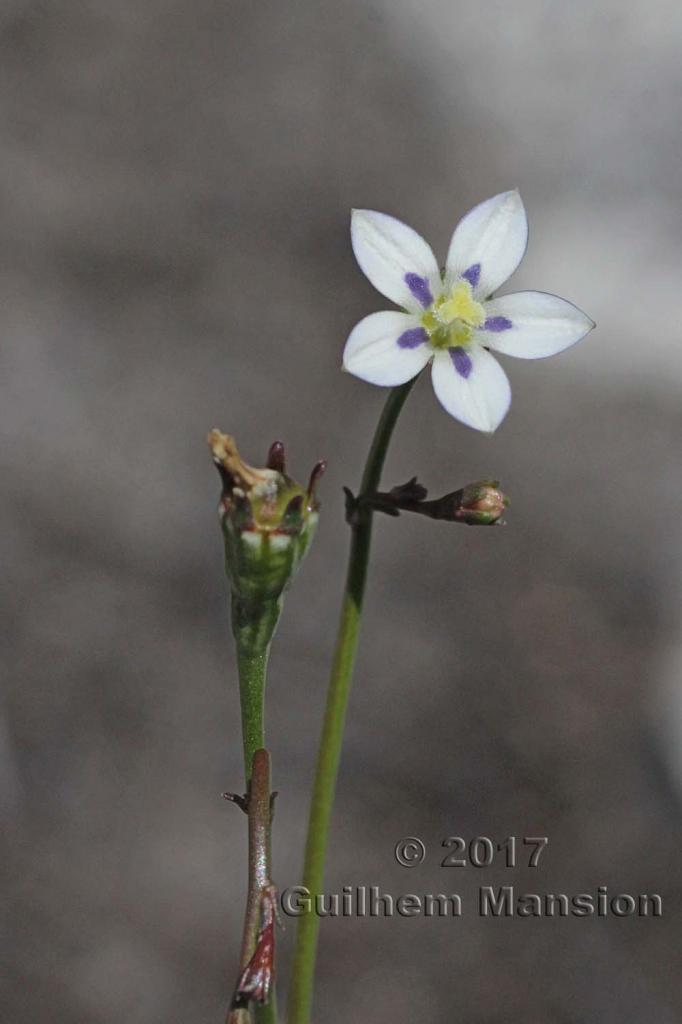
450 480 509 525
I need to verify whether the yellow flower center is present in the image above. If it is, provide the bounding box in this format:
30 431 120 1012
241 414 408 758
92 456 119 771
422 280 486 350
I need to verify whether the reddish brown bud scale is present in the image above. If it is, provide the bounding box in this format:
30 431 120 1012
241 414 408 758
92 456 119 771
234 884 279 1005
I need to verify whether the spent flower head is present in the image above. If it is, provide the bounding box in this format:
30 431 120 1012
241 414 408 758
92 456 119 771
208 430 324 618
343 190 594 432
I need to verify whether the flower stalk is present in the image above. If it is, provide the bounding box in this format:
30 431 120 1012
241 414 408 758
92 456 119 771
288 379 415 1024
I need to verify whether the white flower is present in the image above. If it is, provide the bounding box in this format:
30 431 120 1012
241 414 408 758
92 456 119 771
343 190 594 433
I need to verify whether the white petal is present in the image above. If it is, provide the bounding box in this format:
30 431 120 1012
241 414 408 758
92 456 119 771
343 311 432 387
431 345 511 433
351 210 441 313
478 291 595 359
445 190 528 298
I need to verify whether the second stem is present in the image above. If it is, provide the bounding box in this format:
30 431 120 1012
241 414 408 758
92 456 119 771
288 379 416 1024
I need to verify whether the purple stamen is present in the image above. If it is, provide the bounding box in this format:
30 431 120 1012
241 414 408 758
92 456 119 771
450 346 473 379
397 327 428 349
404 273 433 308
461 263 481 288
484 316 513 332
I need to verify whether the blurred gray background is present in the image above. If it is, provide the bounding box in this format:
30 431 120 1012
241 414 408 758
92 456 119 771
2 1 681 1021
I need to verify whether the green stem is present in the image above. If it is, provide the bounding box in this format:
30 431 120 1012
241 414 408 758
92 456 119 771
233 594 283 780
288 380 416 1024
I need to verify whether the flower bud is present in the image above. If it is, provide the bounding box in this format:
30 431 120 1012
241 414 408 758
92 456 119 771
450 480 509 525
208 430 325 625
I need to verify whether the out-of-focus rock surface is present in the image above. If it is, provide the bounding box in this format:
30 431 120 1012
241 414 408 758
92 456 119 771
2 2 680 1021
